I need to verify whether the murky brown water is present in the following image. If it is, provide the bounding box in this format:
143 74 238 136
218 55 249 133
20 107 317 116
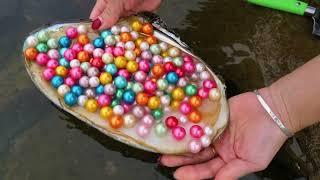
0 0 319 179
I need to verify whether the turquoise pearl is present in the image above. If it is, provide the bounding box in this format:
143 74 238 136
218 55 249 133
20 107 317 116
122 90 136 104
60 48 68 56
173 57 183 67
93 37 105 48
36 43 49 53
155 123 168 137
71 85 83 96
132 82 143 93
150 44 161 55
101 30 112 39
185 84 197 96
104 35 116 46
64 92 78 106
59 58 70 68
96 85 104 95
59 36 71 48
47 38 58 49
152 108 164 120
126 82 133 90
37 31 49 42
104 64 118 75
115 89 124 99
111 98 120 107
51 76 64 88
114 76 127 89
166 72 179 84
157 79 168 90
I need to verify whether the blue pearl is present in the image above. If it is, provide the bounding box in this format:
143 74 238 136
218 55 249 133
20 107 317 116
51 76 64 88
64 92 78 106
71 85 83 96
60 48 68 56
166 72 179 84
96 85 104 95
114 76 127 89
122 90 136 104
104 64 118 75
59 36 71 48
59 58 70 68
93 37 105 48
101 30 112 39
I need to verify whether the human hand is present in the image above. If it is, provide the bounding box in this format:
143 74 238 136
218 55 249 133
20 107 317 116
160 89 289 180
90 0 162 29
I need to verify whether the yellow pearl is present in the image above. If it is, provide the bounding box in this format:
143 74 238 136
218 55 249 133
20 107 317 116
100 106 113 119
55 66 68 77
99 72 113 85
85 99 99 112
131 20 143 32
172 87 185 101
170 100 181 110
135 38 144 47
148 96 161 110
161 51 169 58
114 56 127 69
126 60 138 73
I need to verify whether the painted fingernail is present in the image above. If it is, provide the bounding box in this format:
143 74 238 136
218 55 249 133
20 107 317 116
92 18 102 30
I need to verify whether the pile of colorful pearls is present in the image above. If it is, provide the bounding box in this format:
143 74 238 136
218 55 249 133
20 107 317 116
24 18 221 153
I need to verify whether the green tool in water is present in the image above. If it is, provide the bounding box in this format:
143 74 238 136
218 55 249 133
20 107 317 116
247 0 320 36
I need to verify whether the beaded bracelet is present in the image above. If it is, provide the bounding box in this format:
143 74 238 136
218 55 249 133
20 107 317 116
254 90 294 137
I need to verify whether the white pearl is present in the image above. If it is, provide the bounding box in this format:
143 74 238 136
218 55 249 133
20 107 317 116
87 67 99 77
160 95 171 106
178 77 188 87
139 42 149 51
102 53 114 64
78 95 88 107
179 115 188 123
188 140 202 153
26 35 38 47
204 126 215 136
80 62 91 72
70 59 80 68
163 57 172 63
200 71 210 80
57 84 70 97
196 63 205 73
113 105 124 115
130 31 139 40
159 42 168 52
104 84 116 95
116 41 125 48
191 73 200 81
125 50 136 61
121 25 131 33
209 88 221 101
111 25 121 35
200 135 211 148
77 24 88 34
89 76 100 87
125 41 135 50
123 113 137 128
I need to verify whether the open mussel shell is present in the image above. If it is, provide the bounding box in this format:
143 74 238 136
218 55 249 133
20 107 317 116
23 14 229 154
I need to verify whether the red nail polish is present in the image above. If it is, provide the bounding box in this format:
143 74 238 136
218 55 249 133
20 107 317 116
92 18 102 30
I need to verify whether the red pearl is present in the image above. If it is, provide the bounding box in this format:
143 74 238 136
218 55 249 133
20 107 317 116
198 88 209 99
165 116 179 129
183 61 195 74
203 79 217 89
183 55 193 62
92 18 102 30
175 68 185 77
172 126 186 140
90 58 104 69
189 125 204 138
164 62 176 73
144 80 157 94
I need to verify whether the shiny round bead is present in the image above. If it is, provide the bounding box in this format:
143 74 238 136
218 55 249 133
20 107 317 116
83 44 95 54
136 92 149 105
190 125 204 138
179 115 188 123
104 84 116 95
151 64 165 78
24 47 38 61
183 61 195 74
189 95 202 107
86 67 98 77
66 27 78 39
71 85 83 96
172 87 185 101
142 114 154 127
150 44 161 55
111 25 121 35
36 43 48 53
79 76 89 88
118 69 131 80
209 88 221 101
196 63 205 72
93 37 105 48
152 55 163 64
144 80 157 94
59 48 67 56
124 50 136 61
120 25 131 33
188 110 202 123
179 102 193 115
96 84 104 95
148 96 161 110
191 73 200 81
134 71 147 82
57 84 70 97
100 106 113 119
59 36 71 48
47 49 60 60
175 68 185 77
201 135 211 148
84 88 96 98
77 34 90 46
101 30 112 38
77 95 88 107
131 20 142 32
165 116 178 129
99 72 112 85
132 82 144 93
26 35 38 47
177 77 188 87
160 95 171 106
188 140 202 153
90 58 103 69
37 30 49 42
113 105 124 115
198 88 209 99
114 76 127 89
77 51 90 62
136 124 150 137
77 24 87 34
93 48 104 58
132 105 145 118
141 23 153 34
146 36 158 45
166 85 175 93
69 43 83 53
168 47 181 57
97 94 111 107
114 56 127 69
138 60 150 72
166 72 179 84
153 123 168 138
63 49 76 61
159 42 168 52
47 38 58 49
55 66 68 77
109 115 123 129
46 59 59 69
151 108 163 120
65 77 75 86
120 32 132 42
126 60 138 73
116 41 125 48
42 68 55 81
185 84 198 96
123 113 137 128
163 56 172 63
125 41 135 50
111 99 120 108
122 90 136 104
64 92 77 106
104 35 116 46
203 79 217 90
183 55 193 62
89 76 100 87
105 63 118 75
172 57 183 67
139 41 149 51
130 31 139 40
141 50 152 60
172 126 186 141
80 62 91 72
85 99 98 112
70 59 80 68
102 53 114 64
200 71 210 80
156 79 168 91
114 35 121 42
204 126 214 136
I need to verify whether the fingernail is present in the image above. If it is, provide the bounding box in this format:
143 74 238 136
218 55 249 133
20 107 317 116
92 18 102 30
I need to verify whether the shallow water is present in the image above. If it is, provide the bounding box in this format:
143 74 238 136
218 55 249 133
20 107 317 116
0 0 319 179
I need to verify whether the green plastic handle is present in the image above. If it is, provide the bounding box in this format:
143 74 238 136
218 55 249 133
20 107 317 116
247 0 308 15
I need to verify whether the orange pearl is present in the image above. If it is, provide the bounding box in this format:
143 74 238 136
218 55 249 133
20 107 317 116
188 110 202 123
134 48 141 56
77 51 90 62
120 32 132 42
135 38 144 47
189 95 202 108
55 66 68 77
24 47 38 61
152 64 165 78
141 23 153 35
77 34 90 46
136 92 149 105
146 36 158 45
109 115 123 129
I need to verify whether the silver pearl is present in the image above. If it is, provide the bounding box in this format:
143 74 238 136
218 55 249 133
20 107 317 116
89 76 100 88
79 76 89 88
160 95 171 106
196 63 205 73
209 88 221 101
200 135 211 148
204 126 215 136
70 59 80 68
78 95 88 107
200 71 210 80
57 84 70 97
84 88 96 98
132 105 145 118
104 84 116 95
113 105 124 115
123 113 137 128
111 25 121 35
80 62 91 72
179 115 188 123
87 67 99 77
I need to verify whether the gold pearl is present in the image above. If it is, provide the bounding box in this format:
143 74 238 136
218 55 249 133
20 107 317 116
148 96 161 110
170 100 180 110
126 60 138 73
99 72 113 85
172 87 185 101
114 56 127 69
55 66 68 77
85 99 99 112
100 106 113 119
131 20 143 32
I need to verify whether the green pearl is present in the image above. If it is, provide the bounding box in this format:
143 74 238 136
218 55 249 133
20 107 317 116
157 79 168 91
116 89 124 99
111 99 120 107
37 30 49 42
126 82 133 90
132 82 143 93
185 84 198 96
152 108 164 120
47 38 58 49
36 43 49 53
155 123 168 137
173 57 183 67
150 44 161 55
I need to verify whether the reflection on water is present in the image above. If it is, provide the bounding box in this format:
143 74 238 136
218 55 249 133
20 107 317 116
0 0 319 179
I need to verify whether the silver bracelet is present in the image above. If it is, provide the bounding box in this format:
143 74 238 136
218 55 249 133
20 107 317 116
254 90 294 137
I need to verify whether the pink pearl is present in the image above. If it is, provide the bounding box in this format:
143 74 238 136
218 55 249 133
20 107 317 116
97 95 111 107
136 124 150 138
118 69 130 80
42 68 55 80
142 114 154 127
138 60 150 72
190 125 204 138
84 44 95 54
183 62 195 74
203 79 217 90
66 27 78 39
152 55 163 64
71 43 83 53
36 53 49 66
65 77 75 86
113 47 125 56
64 49 76 61
144 80 157 94
105 46 114 54
132 105 145 118
172 126 186 140
46 59 59 69
179 102 193 114
69 67 83 80
93 48 104 58
183 55 193 62
188 140 202 153
198 88 209 99
121 103 132 113
47 49 60 59
141 50 152 60
134 71 147 82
